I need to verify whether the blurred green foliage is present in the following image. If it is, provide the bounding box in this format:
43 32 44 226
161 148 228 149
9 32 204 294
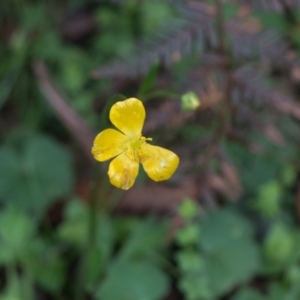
176 206 260 300
0 131 74 216
1 0 300 299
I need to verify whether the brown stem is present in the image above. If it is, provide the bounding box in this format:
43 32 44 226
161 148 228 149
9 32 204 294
33 60 95 162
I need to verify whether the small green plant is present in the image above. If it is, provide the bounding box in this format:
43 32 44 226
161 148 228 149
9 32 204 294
175 199 260 300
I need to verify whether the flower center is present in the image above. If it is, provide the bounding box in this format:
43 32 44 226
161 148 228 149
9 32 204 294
126 134 152 162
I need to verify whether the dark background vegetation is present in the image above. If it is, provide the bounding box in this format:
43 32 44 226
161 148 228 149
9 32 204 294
2 0 300 299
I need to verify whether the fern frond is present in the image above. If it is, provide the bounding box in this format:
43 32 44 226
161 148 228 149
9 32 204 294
91 0 217 78
92 0 291 79
228 25 287 61
233 66 300 120
237 0 300 11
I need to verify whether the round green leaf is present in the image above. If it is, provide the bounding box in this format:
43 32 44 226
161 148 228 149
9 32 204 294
253 181 282 218
263 223 300 273
0 134 74 215
175 224 200 246
198 209 260 297
0 208 36 263
205 240 259 296
232 288 265 300
96 261 170 300
176 250 204 272
200 209 253 251
179 274 211 300
177 198 199 220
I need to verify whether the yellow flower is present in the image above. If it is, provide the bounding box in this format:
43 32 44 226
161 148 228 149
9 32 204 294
92 98 179 190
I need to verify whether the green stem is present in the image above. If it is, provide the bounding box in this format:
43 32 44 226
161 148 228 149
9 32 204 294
6 264 33 300
76 162 123 298
142 90 181 102
88 163 101 247
74 164 102 300
22 266 34 300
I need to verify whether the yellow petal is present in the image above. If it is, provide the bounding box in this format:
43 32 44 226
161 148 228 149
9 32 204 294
108 153 139 190
109 98 145 137
92 129 128 162
141 144 179 182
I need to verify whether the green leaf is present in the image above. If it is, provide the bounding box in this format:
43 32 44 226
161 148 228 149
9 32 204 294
262 223 300 273
252 181 282 218
199 209 260 297
58 200 115 288
28 240 66 293
0 271 24 300
138 63 160 97
59 48 89 93
232 288 265 300
96 261 170 300
177 198 199 220
179 274 211 300
200 209 253 251
268 282 300 300
141 89 179 101
285 266 300 286
35 257 65 293
176 250 204 273
118 218 167 261
0 134 74 216
96 213 115 259
140 1 173 35
0 208 36 263
175 224 200 246
205 240 259 296
84 246 108 289
58 200 89 246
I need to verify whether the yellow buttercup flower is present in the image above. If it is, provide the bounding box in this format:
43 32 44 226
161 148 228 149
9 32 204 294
92 98 179 190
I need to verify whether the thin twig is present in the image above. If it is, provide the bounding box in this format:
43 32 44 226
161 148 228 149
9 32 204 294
33 60 95 162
